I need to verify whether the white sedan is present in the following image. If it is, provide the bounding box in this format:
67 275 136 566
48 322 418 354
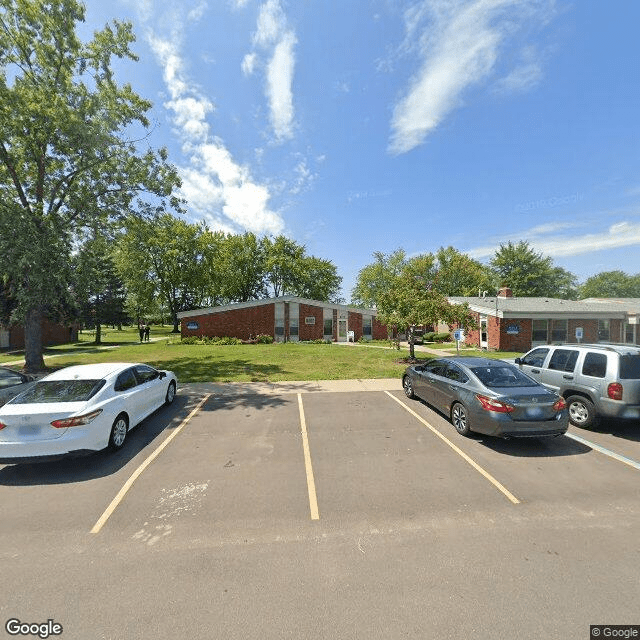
0 363 177 463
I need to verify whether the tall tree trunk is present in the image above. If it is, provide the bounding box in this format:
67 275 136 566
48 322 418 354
24 306 45 372
172 315 180 333
95 323 102 345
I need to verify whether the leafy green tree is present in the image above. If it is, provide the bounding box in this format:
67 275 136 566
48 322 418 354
72 226 127 343
0 0 181 370
217 233 267 303
294 256 342 301
263 236 306 297
432 246 493 296
579 270 640 299
490 241 577 298
115 213 209 332
351 249 407 308
377 255 475 359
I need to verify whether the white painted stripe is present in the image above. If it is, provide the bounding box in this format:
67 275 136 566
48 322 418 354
90 394 211 534
385 392 520 505
297 393 320 520
566 432 640 471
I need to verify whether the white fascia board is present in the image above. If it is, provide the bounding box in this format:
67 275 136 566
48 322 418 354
177 296 377 319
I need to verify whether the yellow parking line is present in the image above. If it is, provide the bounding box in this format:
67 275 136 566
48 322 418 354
90 393 211 534
385 392 520 505
297 393 320 520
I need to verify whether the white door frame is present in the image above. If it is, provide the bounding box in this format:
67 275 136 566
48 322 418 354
480 316 488 349
337 318 348 342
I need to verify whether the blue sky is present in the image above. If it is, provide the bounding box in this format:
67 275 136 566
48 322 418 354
81 0 640 299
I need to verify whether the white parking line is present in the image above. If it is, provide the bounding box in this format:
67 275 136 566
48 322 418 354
90 393 211 534
385 392 520 505
566 432 640 471
297 393 320 520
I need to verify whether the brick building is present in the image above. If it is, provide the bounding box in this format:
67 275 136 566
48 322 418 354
177 296 388 342
449 288 640 351
0 318 78 351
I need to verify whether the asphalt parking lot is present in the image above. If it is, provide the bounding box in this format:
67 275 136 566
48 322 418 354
1 382 639 640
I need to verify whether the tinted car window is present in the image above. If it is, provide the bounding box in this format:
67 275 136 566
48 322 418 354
424 361 446 376
582 353 607 378
16 380 105 403
471 366 537 388
115 369 138 392
0 371 24 388
619 355 640 379
548 349 579 372
134 365 159 384
444 365 468 383
521 348 549 367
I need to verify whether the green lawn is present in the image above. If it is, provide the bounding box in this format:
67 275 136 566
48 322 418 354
1 326 523 381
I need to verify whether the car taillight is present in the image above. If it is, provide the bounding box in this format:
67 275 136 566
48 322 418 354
0 421 6 430
553 397 567 412
476 394 514 413
51 409 103 429
607 383 623 401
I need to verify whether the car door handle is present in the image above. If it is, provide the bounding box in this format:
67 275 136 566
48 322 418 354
531 369 540 374
563 374 574 380
448 385 456 391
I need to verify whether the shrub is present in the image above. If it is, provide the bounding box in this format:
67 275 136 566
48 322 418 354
434 332 452 342
256 334 274 344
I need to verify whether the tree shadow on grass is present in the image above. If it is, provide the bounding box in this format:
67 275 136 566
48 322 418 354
148 357 290 384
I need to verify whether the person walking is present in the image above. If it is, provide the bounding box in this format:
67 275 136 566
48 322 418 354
138 322 145 343
144 324 150 342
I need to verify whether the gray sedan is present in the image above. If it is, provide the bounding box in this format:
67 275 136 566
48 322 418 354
0 367 36 407
402 356 568 438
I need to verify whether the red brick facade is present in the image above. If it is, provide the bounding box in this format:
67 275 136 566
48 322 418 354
463 313 626 351
3 319 78 350
181 304 275 340
179 298 386 342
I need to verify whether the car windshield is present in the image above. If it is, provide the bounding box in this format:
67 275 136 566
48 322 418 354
470 366 536 388
619 355 640 379
14 380 105 404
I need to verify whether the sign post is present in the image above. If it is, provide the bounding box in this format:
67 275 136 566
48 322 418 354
453 329 465 355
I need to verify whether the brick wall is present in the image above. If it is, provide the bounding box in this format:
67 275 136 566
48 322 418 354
299 303 324 341
348 312 363 341
373 317 388 340
181 304 275 340
498 318 532 352
6 319 77 350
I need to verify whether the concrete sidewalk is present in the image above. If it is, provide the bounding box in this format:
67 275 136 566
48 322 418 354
180 378 402 396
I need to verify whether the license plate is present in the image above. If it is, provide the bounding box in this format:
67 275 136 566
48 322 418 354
526 407 543 418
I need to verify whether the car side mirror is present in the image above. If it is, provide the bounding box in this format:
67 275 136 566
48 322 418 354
159 371 166 379
514 358 522 365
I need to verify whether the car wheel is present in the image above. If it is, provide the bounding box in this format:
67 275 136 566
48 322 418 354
403 376 415 399
451 402 471 436
108 413 129 451
566 395 595 428
165 380 176 405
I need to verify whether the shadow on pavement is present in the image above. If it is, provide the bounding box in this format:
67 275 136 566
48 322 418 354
477 434 592 457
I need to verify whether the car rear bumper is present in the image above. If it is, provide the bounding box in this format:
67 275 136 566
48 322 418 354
596 400 640 420
0 427 108 463
474 411 568 438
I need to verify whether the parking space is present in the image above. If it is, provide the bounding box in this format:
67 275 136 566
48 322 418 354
1 384 640 639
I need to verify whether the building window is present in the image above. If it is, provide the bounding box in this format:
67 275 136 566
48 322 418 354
362 315 372 338
275 302 285 342
625 323 635 344
532 319 548 342
323 308 333 339
289 302 299 338
598 319 610 342
551 319 567 343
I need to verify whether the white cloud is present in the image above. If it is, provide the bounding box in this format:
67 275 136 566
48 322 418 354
187 1 208 22
245 0 297 142
389 0 555 154
146 30 285 236
467 220 640 259
241 52 257 75
266 30 297 140
494 62 543 92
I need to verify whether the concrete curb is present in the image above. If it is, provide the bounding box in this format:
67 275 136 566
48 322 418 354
180 378 402 396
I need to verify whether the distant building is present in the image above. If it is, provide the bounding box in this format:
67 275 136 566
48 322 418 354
177 296 388 342
449 287 640 351
0 318 78 351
